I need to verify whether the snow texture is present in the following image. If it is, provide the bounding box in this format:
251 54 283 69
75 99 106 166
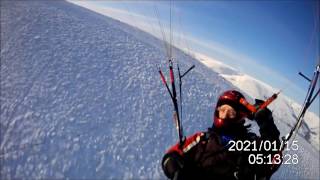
0 1 319 179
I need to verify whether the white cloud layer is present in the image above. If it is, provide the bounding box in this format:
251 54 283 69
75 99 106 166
68 0 318 115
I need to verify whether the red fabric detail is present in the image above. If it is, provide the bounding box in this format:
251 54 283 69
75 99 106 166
214 117 224 128
159 70 167 85
166 132 203 156
169 68 174 83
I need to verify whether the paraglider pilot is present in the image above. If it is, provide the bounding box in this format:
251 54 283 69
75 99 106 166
162 90 282 180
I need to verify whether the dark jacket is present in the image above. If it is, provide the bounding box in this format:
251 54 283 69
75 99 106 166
162 108 281 180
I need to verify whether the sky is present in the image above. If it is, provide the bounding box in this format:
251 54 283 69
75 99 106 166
69 0 319 115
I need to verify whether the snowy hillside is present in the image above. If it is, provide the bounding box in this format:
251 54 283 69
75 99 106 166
0 1 319 180
0 1 229 179
196 53 320 151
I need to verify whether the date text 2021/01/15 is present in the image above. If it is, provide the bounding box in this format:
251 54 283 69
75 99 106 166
227 140 298 152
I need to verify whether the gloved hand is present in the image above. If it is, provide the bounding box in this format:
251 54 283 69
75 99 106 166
253 100 280 142
254 99 265 107
254 107 273 126
162 152 184 179
253 99 272 125
247 99 270 121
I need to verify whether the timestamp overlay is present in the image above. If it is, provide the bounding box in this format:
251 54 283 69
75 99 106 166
227 137 319 179
228 140 301 165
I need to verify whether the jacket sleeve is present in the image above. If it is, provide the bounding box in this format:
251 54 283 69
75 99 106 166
253 107 282 177
255 107 280 142
162 132 204 179
162 152 184 179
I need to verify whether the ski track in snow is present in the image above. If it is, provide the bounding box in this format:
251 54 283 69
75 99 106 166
0 1 319 179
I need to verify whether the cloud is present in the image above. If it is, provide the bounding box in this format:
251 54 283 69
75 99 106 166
68 1 166 41
182 36 307 99
67 0 313 113
68 0 200 56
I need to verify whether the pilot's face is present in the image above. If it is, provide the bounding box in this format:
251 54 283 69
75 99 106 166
218 104 236 120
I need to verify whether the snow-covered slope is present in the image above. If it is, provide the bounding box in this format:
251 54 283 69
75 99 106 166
0 1 230 179
0 1 319 179
196 52 320 150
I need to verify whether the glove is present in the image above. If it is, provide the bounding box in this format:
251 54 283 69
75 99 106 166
254 99 265 107
162 152 184 179
247 99 270 120
254 106 280 143
254 107 272 126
